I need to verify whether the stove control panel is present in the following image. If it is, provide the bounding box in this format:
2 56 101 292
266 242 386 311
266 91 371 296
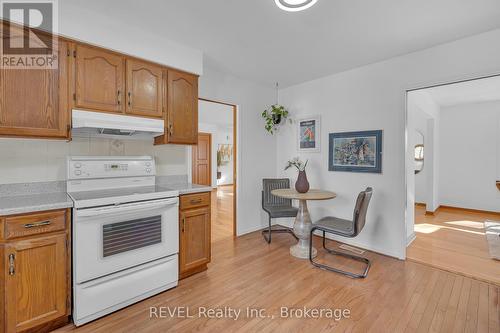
67 156 156 180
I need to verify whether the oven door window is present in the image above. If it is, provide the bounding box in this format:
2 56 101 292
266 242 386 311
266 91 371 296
103 215 162 257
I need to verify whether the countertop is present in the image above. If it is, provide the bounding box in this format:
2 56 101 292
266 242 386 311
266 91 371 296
0 192 74 216
0 181 212 216
164 183 213 195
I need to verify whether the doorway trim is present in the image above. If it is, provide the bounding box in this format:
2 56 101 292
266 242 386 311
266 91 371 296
404 71 500 259
199 97 238 238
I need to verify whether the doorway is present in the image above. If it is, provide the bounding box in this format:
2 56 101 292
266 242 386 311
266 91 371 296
405 74 500 285
197 98 237 242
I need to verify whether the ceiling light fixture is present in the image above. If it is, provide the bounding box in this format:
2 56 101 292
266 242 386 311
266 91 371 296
275 0 318 12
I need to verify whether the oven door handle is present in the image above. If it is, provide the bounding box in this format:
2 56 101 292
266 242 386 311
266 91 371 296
76 198 178 217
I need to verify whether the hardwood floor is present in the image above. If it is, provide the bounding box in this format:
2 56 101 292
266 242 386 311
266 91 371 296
211 186 234 243
408 205 500 286
56 228 499 332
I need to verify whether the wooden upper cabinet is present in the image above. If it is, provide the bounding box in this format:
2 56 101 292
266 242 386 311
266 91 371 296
0 28 69 139
4 234 68 332
125 59 163 118
156 70 198 145
74 44 124 113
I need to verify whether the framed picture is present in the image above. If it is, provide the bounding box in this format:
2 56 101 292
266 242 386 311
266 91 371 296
329 130 383 173
297 116 320 152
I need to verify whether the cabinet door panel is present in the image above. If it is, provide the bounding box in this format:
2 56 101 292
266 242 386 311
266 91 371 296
180 207 210 274
0 27 68 138
5 234 67 332
75 44 124 113
126 59 163 118
167 70 198 144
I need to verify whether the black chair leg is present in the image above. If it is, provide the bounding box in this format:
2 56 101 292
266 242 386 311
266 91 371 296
262 216 298 244
309 227 371 279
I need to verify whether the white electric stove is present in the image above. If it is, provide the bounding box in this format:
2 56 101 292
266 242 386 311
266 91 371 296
67 156 179 326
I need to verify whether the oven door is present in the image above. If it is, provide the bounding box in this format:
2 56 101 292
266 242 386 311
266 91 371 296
73 197 179 284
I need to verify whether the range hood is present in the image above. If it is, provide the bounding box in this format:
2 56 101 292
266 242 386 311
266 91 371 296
72 110 164 140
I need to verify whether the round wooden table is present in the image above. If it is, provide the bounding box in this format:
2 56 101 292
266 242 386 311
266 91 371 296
271 189 337 259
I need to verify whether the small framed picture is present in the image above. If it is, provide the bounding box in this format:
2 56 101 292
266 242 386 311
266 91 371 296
297 116 320 153
329 130 383 173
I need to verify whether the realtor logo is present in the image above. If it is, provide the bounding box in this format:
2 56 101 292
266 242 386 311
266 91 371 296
1 0 58 69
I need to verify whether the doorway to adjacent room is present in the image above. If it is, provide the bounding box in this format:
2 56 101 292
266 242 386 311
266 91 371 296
195 98 237 243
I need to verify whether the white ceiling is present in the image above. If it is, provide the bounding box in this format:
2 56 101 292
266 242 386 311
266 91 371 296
426 75 500 107
66 0 500 87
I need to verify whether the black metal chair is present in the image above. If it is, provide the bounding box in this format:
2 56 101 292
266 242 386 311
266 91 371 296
261 179 299 244
309 187 373 278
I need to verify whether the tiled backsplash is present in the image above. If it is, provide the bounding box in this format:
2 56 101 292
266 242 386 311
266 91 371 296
0 137 188 184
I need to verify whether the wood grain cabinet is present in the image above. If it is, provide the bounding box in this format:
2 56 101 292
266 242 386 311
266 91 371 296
0 209 71 333
0 23 69 139
125 59 163 118
179 192 211 279
73 44 125 114
156 70 199 145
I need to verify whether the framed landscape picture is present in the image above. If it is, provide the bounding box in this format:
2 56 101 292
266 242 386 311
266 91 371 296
329 130 383 173
297 116 320 152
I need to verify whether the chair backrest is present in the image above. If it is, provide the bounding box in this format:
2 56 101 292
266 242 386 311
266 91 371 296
262 178 293 208
353 187 373 235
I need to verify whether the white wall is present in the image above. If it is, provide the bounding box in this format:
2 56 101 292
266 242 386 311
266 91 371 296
439 101 500 212
414 129 426 204
277 28 500 259
199 65 276 236
58 1 203 75
0 137 187 184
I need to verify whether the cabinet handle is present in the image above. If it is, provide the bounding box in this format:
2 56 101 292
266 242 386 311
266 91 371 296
8 254 15 276
128 91 131 107
117 90 121 105
24 220 51 229
182 217 185 233
190 199 202 204
169 123 173 136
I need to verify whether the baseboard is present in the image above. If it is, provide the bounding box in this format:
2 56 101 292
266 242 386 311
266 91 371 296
438 205 500 216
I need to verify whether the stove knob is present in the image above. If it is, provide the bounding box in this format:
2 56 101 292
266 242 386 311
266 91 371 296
75 163 82 168
74 170 82 176
145 162 151 167
146 168 151 173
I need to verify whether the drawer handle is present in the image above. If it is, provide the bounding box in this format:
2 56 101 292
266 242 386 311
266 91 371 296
190 199 203 204
24 220 51 229
8 254 15 276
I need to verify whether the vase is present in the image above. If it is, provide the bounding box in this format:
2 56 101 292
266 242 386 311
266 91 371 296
272 114 282 125
295 170 310 193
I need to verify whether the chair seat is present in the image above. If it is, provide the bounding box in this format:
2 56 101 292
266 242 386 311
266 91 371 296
263 206 298 218
314 216 355 237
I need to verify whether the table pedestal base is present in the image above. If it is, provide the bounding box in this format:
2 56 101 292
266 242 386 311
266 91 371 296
291 199 317 259
290 243 317 259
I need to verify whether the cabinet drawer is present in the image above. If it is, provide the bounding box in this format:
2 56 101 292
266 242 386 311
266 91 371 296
4 210 67 239
180 192 210 210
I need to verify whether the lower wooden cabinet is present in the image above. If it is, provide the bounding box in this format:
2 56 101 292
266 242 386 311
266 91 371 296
179 192 211 279
0 209 71 333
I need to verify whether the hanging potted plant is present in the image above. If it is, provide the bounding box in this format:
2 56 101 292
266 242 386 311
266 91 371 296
285 157 310 193
261 82 290 134
262 105 289 134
